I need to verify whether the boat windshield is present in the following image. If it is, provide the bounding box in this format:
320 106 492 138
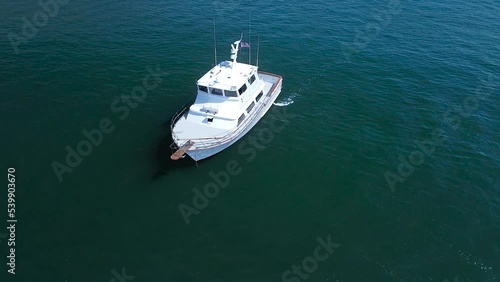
210 88 223 96
198 85 208 92
225 90 238 97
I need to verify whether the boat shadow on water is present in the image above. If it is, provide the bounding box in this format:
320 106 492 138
151 118 196 180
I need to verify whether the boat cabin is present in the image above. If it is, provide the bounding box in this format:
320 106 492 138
188 57 265 129
196 61 259 99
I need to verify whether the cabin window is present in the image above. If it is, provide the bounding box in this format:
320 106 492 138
199 85 208 93
225 90 238 97
248 74 256 85
237 113 245 126
211 88 223 96
238 84 247 95
246 101 255 113
207 117 214 123
255 91 263 102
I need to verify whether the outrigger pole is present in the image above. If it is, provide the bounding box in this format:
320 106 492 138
248 10 251 65
213 18 217 66
256 36 260 67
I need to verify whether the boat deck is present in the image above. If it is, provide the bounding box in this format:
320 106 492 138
172 117 228 141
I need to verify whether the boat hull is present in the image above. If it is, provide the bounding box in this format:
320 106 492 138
174 72 283 161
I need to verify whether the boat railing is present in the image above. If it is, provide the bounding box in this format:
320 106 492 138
173 74 282 150
170 98 194 149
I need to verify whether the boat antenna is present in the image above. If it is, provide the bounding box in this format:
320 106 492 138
248 10 251 65
213 18 217 66
256 36 260 67
231 35 243 69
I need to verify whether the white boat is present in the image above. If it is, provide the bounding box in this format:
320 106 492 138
170 37 283 161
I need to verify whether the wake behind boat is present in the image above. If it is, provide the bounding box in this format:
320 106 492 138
170 37 283 161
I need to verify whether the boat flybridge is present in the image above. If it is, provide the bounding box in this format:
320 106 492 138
170 37 283 161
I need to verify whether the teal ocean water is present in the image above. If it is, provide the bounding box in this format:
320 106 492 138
1 0 499 281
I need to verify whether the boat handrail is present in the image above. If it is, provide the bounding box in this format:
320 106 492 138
170 98 195 133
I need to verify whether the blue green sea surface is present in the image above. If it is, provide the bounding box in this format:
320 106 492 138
0 0 499 281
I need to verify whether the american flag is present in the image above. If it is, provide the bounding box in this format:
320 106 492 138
240 42 250 48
